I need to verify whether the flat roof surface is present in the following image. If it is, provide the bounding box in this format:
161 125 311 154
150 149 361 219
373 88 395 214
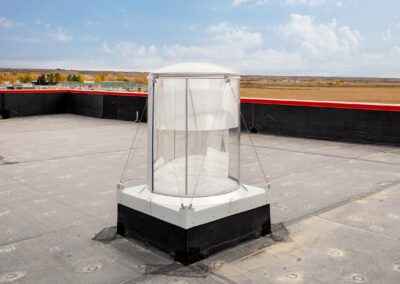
1 114 400 284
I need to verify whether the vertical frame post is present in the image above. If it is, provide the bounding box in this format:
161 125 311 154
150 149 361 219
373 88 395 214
185 78 189 196
148 76 155 192
237 77 241 184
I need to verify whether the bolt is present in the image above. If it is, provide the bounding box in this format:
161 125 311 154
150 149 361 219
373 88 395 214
351 274 366 282
6 273 17 279
286 273 298 280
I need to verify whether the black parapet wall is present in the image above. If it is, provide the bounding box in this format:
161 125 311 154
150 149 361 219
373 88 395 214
103 95 147 122
241 102 400 146
67 92 104 118
1 91 67 118
2 90 399 146
1 91 148 122
0 93 8 118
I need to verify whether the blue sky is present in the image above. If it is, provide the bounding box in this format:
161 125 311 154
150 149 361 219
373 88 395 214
0 0 399 77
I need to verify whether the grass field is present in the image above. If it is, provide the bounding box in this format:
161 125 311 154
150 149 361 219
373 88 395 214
241 86 400 104
240 77 400 104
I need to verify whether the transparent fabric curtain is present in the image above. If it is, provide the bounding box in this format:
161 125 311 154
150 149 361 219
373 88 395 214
152 76 240 197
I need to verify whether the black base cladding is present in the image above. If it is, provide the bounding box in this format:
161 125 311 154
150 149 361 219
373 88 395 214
117 203 271 265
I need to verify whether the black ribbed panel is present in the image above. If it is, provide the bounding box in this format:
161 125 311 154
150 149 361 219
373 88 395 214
117 203 271 264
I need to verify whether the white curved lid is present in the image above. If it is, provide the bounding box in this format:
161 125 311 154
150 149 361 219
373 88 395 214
151 62 237 76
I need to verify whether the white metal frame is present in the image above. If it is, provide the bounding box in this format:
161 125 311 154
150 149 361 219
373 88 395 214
118 184 270 229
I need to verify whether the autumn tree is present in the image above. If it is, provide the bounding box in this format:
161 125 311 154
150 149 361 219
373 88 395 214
67 74 83 83
107 73 115 81
30 73 39 81
117 73 126 81
4 72 16 83
16 73 24 82
132 75 148 85
17 73 33 83
23 74 32 83
95 73 105 83
66 75 77 82
46 73 55 85
54 73 61 83
83 75 94 82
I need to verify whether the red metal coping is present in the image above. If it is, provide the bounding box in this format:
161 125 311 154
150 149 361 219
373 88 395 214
2 89 400 112
240 97 400 112
0 89 148 97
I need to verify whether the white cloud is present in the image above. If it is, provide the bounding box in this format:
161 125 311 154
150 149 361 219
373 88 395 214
8 37 39 43
336 1 343 7
85 20 101 27
206 22 262 48
231 0 269 6
49 26 73 42
102 41 157 57
0 16 13 28
277 14 361 57
102 22 261 63
285 0 326 6
81 35 100 42
161 22 263 62
240 49 306 74
391 46 400 57
5 16 398 77
187 25 198 32
254 0 269 5
382 29 392 41
361 52 385 60
231 0 248 5
0 58 110 71
99 22 303 74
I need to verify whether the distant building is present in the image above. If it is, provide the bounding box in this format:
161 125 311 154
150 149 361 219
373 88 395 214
58 80 147 92
6 83 34 90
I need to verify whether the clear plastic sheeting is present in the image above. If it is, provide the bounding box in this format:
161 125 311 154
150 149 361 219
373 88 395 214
153 78 238 131
151 75 240 197
148 63 240 197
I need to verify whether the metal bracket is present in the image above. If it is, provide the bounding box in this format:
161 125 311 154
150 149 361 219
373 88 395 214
180 203 193 210
117 182 125 190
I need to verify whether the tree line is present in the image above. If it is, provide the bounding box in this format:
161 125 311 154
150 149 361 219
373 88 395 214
0 71 148 85
36 73 83 85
